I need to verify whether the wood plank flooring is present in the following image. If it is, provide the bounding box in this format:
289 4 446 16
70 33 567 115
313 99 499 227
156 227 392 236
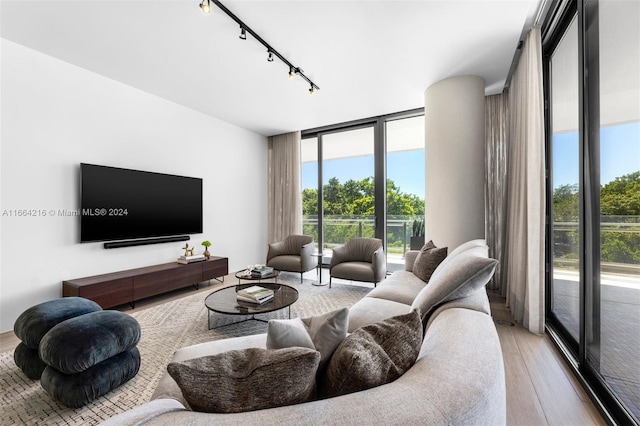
0 273 606 425
490 292 606 425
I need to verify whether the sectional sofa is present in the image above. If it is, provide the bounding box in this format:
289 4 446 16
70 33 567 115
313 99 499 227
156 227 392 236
104 239 505 425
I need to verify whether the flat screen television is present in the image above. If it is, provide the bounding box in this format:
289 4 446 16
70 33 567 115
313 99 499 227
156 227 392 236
80 163 203 243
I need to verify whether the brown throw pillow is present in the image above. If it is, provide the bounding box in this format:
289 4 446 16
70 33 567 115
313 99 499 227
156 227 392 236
167 347 320 413
413 243 448 283
323 310 422 398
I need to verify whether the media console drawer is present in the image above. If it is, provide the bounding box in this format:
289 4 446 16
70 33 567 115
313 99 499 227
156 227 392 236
62 256 228 309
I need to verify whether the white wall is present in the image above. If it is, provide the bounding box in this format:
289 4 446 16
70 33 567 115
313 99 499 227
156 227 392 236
0 39 268 332
424 75 486 250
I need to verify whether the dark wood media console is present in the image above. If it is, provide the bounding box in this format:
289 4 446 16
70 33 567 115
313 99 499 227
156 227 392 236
62 256 228 309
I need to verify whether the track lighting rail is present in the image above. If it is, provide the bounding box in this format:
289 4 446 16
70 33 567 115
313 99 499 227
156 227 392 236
201 0 320 93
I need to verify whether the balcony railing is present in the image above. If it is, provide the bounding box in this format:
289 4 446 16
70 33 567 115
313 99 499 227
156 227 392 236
302 215 423 261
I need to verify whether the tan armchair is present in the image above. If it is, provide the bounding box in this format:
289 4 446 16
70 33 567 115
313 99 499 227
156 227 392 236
329 237 386 288
266 235 318 283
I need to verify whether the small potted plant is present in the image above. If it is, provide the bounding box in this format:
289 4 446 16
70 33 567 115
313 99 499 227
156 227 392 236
410 219 425 250
201 240 212 259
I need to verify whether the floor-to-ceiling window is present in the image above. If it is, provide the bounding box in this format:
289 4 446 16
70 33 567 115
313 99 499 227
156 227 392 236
385 115 425 271
544 1 639 423
301 110 425 269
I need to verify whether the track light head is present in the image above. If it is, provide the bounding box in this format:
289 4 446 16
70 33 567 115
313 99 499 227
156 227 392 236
199 0 211 14
309 85 316 95
268 51 274 62
288 66 296 79
239 27 247 40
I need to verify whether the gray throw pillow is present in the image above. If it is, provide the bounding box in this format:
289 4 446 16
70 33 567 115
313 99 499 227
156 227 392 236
323 310 422 398
167 347 320 413
267 307 348 371
411 251 498 324
413 245 448 283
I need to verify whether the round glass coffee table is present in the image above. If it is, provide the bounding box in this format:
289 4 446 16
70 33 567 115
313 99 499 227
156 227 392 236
204 282 298 330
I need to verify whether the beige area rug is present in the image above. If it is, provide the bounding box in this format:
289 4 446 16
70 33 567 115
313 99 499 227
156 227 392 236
0 274 370 426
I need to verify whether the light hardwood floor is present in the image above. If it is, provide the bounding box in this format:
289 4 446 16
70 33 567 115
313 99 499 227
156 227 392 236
0 272 606 425
489 292 606 425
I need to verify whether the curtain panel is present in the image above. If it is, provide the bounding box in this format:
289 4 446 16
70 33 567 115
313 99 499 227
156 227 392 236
267 131 302 243
502 26 546 334
485 93 509 297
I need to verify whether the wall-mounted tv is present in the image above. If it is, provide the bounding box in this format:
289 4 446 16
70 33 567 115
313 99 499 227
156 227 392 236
80 163 203 243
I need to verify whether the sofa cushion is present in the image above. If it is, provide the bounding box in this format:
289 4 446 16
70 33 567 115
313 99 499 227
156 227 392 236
431 240 488 281
411 250 497 324
267 308 348 371
39 310 141 374
323 310 422 398
41 347 141 408
366 270 426 306
348 297 412 333
13 297 102 349
167 347 320 413
413 246 448 283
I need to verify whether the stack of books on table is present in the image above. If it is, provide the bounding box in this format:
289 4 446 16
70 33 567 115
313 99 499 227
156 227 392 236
177 254 206 264
250 265 274 278
236 285 274 304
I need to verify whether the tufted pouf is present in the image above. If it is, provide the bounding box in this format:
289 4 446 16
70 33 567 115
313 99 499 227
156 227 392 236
39 310 141 374
13 297 102 379
38 309 142 407
41 348 141 408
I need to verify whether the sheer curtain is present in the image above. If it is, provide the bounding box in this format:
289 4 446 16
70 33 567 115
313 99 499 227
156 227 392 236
485 93 509 297
267 131 302 243
502 26 546 334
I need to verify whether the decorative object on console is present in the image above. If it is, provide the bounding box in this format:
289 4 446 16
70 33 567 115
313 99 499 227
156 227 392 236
182 243 195 257
167 347 320 413
201 240 211 259
198 0 320 95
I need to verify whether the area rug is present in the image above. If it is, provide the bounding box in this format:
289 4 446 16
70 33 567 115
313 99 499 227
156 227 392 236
0 274 369 426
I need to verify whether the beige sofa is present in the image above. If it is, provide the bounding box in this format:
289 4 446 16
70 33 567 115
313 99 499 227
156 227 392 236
103 240 505 425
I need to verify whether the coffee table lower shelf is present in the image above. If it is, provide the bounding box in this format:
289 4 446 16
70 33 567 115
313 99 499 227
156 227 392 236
204 282 298 330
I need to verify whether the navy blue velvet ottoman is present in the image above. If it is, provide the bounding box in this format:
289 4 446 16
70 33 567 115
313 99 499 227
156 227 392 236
13 297 102 379
39 310 142 407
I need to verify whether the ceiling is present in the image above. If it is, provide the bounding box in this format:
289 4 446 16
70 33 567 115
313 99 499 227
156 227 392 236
1 0 541 136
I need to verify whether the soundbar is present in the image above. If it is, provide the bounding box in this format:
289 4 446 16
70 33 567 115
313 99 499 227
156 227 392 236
103 235 190 249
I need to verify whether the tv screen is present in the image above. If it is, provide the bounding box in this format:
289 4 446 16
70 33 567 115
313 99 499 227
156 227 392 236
80 163 203 243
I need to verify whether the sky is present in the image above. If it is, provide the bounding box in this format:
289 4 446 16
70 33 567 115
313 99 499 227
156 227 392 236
303 122 639 197
302 149 425 198
553 122 640 189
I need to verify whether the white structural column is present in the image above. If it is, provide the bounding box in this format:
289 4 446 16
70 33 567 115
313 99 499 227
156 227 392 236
424 75 486 250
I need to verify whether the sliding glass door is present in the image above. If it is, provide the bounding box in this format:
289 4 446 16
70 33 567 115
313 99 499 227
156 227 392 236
302 110 425 267
321 126 376 257
544 1 639 423
386 115 425 271
592 0 640 419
